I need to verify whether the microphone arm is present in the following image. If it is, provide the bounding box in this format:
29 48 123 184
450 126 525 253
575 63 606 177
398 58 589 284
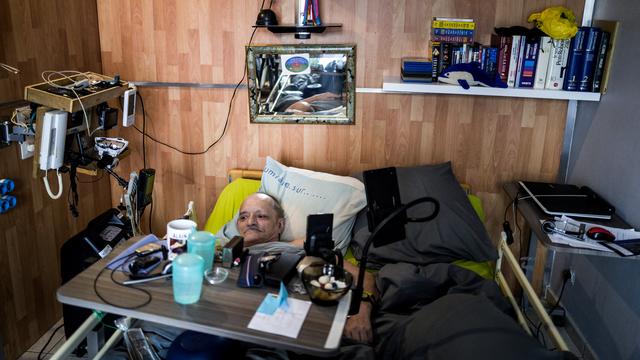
349 196 440 315
103 166 129 189
97 155 128 189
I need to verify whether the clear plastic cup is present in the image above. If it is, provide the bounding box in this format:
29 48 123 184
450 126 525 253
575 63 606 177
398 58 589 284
172 253 205 304
187 231 216 272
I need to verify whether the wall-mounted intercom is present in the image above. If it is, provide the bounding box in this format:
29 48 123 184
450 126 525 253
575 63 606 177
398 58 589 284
122 87 137 127
39 110 67 171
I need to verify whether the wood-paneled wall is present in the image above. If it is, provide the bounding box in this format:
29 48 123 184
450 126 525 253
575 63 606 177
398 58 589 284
97 0 583 254
0 1 110 359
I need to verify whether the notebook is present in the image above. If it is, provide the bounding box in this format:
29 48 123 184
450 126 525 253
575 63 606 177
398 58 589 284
518 181 615 220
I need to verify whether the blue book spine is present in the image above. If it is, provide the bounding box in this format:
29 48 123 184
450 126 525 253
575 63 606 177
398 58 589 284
563 28 587 91
485 47 499 78
518 37 540 87
578 27 601 92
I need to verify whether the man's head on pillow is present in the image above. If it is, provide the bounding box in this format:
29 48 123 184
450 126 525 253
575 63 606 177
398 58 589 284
237 193 285 247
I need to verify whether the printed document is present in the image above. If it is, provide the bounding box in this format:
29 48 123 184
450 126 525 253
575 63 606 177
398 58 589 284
248 294 311 338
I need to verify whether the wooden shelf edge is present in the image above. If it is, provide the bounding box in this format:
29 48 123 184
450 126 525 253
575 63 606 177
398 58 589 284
381 77 601 102
253 24 342 34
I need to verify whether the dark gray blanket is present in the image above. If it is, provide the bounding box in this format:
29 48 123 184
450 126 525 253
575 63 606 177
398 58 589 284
366 263 575 360
374 293 575 360
375 262 511 315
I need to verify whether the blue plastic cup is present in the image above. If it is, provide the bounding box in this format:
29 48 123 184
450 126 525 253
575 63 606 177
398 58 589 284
187 231 216 272
172 253 205 304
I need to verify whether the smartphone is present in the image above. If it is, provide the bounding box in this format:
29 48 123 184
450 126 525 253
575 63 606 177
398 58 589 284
362 167 406 246
305 213 334 256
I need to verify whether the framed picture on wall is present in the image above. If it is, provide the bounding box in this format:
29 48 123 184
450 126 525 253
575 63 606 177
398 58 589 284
246 44 356 125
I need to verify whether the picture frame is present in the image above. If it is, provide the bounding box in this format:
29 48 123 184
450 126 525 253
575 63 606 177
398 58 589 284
246 44 356 124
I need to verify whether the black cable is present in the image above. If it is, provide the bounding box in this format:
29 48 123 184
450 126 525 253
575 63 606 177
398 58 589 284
138 92 147 169
547 277 568 316
136 92 153 234
532 276 569 348
503 199 513 222
93 253 152 309
148 199 154 234
503 193 528 265
513 198 524 260
131 26 259 155
538 325 547 347
37 323 65 360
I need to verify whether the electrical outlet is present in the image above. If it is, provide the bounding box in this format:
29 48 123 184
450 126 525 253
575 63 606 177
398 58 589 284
19 137 35 160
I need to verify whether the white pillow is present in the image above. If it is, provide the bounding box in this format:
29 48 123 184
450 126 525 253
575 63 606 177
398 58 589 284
259 157 366 254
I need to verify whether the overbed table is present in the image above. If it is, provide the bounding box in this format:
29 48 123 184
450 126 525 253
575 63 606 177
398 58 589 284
57 238 351 357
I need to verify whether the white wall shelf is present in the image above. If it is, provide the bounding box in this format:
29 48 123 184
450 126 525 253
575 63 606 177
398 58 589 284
381 77 602 102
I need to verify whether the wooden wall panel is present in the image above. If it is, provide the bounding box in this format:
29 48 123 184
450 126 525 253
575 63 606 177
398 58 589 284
97 0 583 262
0 1 110 359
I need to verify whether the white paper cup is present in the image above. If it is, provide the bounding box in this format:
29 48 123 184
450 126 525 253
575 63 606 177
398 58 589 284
166 219 197 260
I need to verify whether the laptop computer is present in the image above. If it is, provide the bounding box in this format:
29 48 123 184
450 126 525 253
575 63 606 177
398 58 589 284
518 181 615 220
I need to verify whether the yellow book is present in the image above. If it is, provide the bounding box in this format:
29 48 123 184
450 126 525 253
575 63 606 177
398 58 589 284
431 19 475 30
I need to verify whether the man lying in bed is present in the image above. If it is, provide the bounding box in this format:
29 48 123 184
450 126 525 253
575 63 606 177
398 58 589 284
217 192 376 344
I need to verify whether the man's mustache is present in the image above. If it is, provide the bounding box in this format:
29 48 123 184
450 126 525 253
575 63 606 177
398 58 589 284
244 225 262 232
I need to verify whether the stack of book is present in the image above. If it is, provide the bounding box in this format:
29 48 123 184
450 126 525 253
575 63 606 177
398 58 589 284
430 18 500 82
426 17 616 92
431 17 475 44
401 57 432 83
490 25 614 92
563 26 610 92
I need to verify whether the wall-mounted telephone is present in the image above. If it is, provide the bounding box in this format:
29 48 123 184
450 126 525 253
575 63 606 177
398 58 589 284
39 110 67 170
39 110 68 199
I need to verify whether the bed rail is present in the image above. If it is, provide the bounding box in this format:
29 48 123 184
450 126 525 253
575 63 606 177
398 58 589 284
49 314 128 359
495 233 569 352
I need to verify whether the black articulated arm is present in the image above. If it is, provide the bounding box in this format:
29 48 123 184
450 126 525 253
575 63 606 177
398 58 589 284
349 196 440 315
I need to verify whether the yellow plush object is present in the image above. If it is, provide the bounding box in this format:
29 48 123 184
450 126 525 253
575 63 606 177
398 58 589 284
203 178 261 234
528 6 578 40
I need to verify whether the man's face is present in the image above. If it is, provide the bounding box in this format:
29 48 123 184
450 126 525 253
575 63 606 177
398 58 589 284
236 194 284 246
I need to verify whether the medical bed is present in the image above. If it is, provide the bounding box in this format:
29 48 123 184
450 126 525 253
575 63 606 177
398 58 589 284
53 164 568 359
